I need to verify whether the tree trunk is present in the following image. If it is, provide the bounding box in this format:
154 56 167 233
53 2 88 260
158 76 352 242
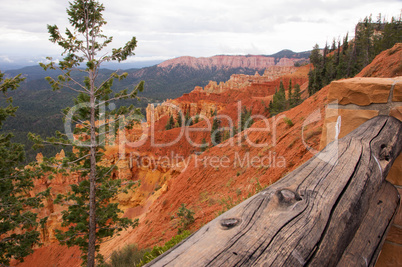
87 69 97 267
145 116 402 267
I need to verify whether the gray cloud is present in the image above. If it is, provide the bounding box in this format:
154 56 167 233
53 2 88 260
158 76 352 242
0 0 401 68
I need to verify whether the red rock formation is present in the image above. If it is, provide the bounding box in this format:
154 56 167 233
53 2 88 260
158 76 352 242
146 65 310 126
18 83 327 266
17 63 313 266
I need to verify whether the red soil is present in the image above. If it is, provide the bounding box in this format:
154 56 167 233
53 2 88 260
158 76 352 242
114 85 329 251
356 43 402 78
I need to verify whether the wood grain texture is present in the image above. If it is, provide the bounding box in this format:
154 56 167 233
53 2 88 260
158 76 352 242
145 116 402 267
338 181 400 267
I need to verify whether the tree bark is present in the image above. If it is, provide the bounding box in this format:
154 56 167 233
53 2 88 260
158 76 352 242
87 67 97 267
145 116 402 267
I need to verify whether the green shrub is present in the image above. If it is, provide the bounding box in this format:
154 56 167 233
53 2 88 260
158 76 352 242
137 231 191 266
283 117 294 127
176 204 195 234
100 244 149 267
101 231 191 267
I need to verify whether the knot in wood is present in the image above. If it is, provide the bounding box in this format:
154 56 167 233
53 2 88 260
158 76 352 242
278 189 301 204
220 218 241 230
379 144 391 162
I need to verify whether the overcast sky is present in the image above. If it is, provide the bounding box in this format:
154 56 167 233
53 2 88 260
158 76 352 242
0 0 400 69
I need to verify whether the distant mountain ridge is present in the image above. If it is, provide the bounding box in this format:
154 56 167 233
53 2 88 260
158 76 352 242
268 49 311 59
157 50 309 70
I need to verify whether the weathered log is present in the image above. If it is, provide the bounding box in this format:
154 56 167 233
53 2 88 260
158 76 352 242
146 116 402 267
338 181 399 267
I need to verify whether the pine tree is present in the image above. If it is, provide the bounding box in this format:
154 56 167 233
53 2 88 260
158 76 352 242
269 81 287 116
176 111 182 127
310 44 323 66
287 79 293 108
0 71 49 265
231 125 238 136
165 114 175 130
330 38 337 52
30 1 144 266
292 84 302 107
222 130 231 143
343 33 349 54
239 107 254 131
374 13 402 55
308 13 401 96
193 115 200 124
336 50 347 79
200 138 208 152
277 80 286 111
211 117 221 146
308 44 324 96
355 15 375 71
185 112 193 126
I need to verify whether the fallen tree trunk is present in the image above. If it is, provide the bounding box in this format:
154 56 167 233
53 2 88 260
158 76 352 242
146 116 402 267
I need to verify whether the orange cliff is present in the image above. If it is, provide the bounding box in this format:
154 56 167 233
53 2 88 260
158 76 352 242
16 63 314 266
17 44 402 267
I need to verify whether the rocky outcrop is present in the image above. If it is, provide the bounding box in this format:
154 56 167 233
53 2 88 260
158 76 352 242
322 76 402 146
32 146 181 247
146 66 309 126
202 66 298 93
327 77 396 105
146 99 224 125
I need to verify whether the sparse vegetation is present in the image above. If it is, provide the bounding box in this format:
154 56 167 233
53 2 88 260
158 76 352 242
254 177 264 194
100 244 149 267
217 196 236 215
4 7 399 267
100 231 191 267
288 136 300 148
176 204 195 234
304 127 323 141
283 117 294 127
154 183 162 191
199 191 210 203
136 231 191 266
236 188 242 196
